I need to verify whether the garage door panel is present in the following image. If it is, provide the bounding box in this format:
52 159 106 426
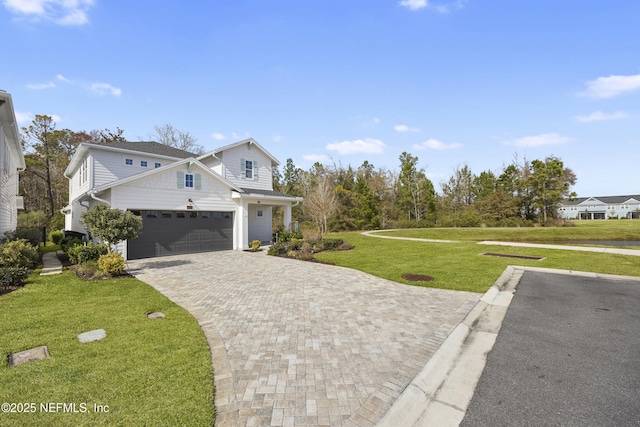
127 210 234 259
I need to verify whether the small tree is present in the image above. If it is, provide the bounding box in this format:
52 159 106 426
81 205 143 253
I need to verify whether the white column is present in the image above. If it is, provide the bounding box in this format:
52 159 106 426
235 202 249 250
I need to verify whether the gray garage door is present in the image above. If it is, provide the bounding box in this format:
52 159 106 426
127 210 234 260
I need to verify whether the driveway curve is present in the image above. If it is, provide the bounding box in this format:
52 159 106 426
127 250 479 427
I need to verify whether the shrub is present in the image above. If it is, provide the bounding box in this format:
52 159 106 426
70 261 99 280
321 238 344 251
267 239 304 256
60 236 84 253
0 239 39 287
250 240 261 251
4 227 44 246
98 252 126 277
68 243 109 265
50 230 64 245
276 230 303 243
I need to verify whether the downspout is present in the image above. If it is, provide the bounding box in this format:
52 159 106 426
88 189 111 206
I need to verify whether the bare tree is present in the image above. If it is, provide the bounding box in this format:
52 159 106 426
151 124 204 154
301 172 338 234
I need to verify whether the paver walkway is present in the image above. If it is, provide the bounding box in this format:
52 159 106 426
127 251 479 427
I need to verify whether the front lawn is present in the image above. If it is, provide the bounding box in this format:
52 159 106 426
0 267 214 426
315 226 640 293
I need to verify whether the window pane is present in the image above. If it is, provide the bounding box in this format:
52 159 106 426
190 212 198 219
185 174 194 188
201 212 211 219
176 212 186 218
162 211 172 218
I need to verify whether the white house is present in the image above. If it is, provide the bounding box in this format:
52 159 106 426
558 195 640 220
0 90 25 238
63 138 302 259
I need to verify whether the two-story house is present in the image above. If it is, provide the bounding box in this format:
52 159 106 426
558 195 640 220
63 138 302 259
0 90 25 238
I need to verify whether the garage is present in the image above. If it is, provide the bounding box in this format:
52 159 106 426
127 210 234 260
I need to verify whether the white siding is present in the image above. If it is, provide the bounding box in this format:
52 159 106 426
92 149 173 189
0 128 19 236
219 143 273 191
248 205 272 243
111 165 238 212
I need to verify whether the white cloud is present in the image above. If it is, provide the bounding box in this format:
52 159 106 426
90 82 122 97
412 138 462 150
27 81 56 90
399 0 428 10
399 0 464 13
272 135 283 142
56 74 70 83
303 154 331 163
394 124 420 133
14 111 33 125
3 0 94 25
50 113 62 123
326 138 385 155
574 111 629 123
504 133 573 147
582 74 640 98
211 133 226 140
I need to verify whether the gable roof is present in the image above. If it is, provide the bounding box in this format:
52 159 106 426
561 195 640 206
199 138 280 166
65 141 196 177
93 157 242 193
91 141 196 159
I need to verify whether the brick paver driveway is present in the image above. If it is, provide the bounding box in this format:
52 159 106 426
128 250 479 426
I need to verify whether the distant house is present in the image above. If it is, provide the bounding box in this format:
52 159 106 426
0 90 26 238
63 138 302 260
558 195 640 220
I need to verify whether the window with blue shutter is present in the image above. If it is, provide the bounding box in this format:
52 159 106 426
185 173 194 188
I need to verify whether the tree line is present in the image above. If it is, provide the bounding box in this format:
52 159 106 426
273 152 576 233
17 114 576 234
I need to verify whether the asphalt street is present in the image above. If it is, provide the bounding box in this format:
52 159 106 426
461 270 640 426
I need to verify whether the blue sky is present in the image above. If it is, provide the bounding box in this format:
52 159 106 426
2 0 639 197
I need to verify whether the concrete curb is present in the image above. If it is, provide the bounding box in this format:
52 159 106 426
376 264 640 427
377 266 521 427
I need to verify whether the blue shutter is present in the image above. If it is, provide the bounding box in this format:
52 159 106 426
194 173 202 190
241 158 246 178
177 171 184 189
253 160 258 180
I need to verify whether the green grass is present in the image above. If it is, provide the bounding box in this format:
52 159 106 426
0 268 214 426
316 223 640 293
370 220 640 243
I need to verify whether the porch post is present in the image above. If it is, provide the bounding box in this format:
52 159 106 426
236 201 250 250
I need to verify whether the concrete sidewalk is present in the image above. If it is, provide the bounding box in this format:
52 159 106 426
478 240 640 256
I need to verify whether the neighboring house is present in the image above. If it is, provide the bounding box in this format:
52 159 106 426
63 138 302 260
558 195 640 220
0 90 26 238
